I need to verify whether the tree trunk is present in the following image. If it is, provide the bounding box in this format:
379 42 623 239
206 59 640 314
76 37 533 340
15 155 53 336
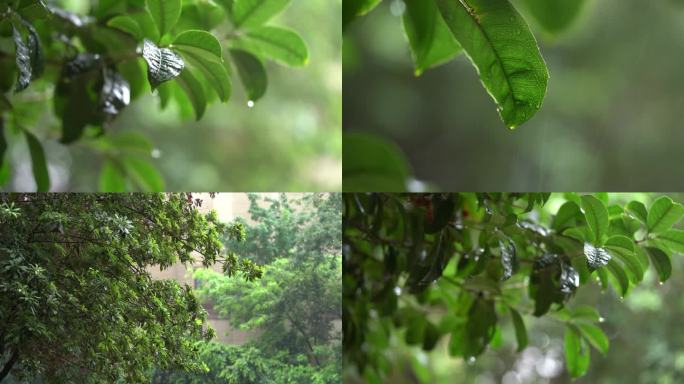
0 350 18 382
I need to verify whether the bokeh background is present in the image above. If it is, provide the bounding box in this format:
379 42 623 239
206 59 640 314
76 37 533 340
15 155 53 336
344 0 684 191
343 193 684 384
6 0 341 192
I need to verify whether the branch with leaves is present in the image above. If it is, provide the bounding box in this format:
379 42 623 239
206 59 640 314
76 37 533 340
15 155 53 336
0 0 308 191
343 193 684 380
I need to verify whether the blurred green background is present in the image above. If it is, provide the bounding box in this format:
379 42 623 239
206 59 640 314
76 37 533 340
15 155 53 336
343 0 684 191
344 193 684 384
6 0 341 192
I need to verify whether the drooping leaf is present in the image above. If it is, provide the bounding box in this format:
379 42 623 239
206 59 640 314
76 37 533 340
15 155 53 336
230 49 267 102
583 243 611 271
343 133 410 192
22 19 43 79
232 0 290 29
24 130 49 192
564 327 590 378
180 53 232 102
403 0 462 76
499 238 516 281
552 201 582 231
422 321 441 351
435 0 548 128
130 11 160 42
173 30 224 62
175 68 207 121
141 39 185 88
12 25 32 92
55 54 102 144
231 26 309 67
645 246 672 283
99 160 127 192
509 307 527 352
0 118 6 169
463 297 497 359
577 323 609 356
100 67 131 119
581 195 609 245
647 196 684 234
530 254 578 316
146 0 182 38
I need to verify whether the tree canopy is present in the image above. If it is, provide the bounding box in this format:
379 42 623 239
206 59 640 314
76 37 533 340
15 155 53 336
0 193 261 383
343 193 684 382
163 193 343 383
0 0 308 191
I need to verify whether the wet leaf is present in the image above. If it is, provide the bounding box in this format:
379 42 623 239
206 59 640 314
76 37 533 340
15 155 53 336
499 238 516 281
100 67 131 118
435 0 548 128
583 243 611 271
141 39 184 88
12 25 32 92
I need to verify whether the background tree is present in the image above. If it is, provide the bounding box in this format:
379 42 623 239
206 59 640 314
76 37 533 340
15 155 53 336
0 193 261 383
343 193 684 382
166 193 342 384
0 0 314 191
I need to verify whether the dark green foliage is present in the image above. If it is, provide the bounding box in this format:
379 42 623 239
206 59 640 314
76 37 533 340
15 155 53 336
0 0 307 191
343 193 684 380
0 193 261 383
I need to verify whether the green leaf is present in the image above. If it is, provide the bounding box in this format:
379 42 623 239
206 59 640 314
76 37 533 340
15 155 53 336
568 306 601 323
175 68 207 120
626 201 648 224
583 243 610 271
604 235 643 283
519 0 587 36
422 321 440 351
232 0 290 29
24 130 49 192
99 160 127 192
656 230 684 254
577 323 609 356
121 156 164 192
581 195 609 245
107 15 143 40
173 30 223 62
343 0 381 28
146 0 182 38
509 307 527 352
435 0 548 128
230 49 267 102
180 52 232 102
402 0 462 76
647 196 684 234
564 327 590 378
130 11 160 42
233 26 309 67
605 259 629 297
645 246 672 283
463 298 497 359
0 119 7 169
343 133 410 192
141 39 184 88
552 201 582 231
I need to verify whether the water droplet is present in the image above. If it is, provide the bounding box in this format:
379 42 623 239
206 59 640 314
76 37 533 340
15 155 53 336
247 100 255 108
598 317 605 323
151 148 161 159
659 281 664 286
394 286 402 296
467 356 476 365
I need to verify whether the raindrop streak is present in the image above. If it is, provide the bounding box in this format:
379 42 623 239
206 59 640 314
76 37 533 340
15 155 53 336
247 100 255 108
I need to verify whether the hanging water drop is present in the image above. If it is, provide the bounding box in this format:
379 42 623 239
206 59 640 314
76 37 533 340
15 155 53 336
467 356 476 365
598 317 605 323
151 148 161 159
659 281 664 286
247 100 255 108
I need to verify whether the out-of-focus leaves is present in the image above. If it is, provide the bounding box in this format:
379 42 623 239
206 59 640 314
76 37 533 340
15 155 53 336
343 0 381 28
107 15 144 40
565 327 590 378
121 156 164 192
463 297 497 359
24 130 49 192
141 39 184 88
99 160 127 192
435 0 548 129
343 133 410 192
577 323 609 355
530 253 578 316
519 0 587 36
509 307 527 352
